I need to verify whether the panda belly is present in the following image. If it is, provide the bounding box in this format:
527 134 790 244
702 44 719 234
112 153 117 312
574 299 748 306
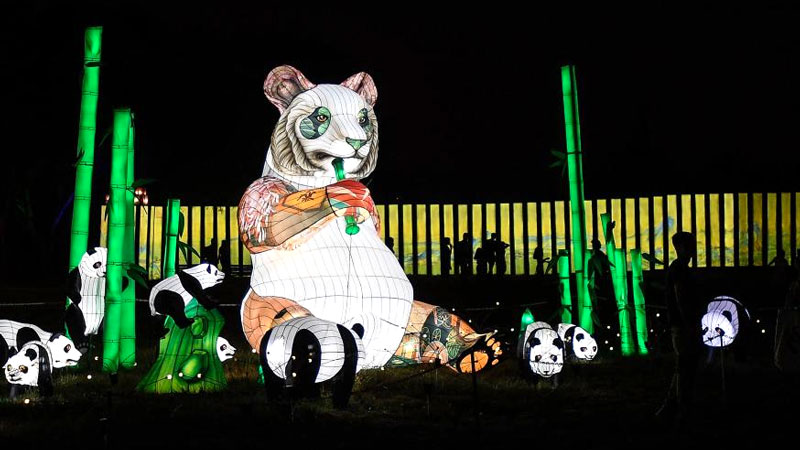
249 216 413 368
78 275 106 335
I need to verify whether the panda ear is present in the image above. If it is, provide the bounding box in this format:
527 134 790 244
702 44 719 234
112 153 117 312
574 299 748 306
25 347 37 360
263 65 316 114
341 72 378 107
531 337 541 346
722 310 733 322
48 333 63 342
206 265 212 274
553 338 564 350
87 247 97 256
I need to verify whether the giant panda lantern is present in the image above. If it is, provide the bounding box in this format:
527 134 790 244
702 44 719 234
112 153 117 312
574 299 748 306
701 296 750 348
65 247 107 352
521 322 564 378
239 66 500 406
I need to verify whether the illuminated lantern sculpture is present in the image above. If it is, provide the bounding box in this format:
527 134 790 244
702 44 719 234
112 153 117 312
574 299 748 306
4 342 54 397
521 321 564 378
701 296 750 348
216 337 236 362
239 66 500 404
137 264 226 393
65 247 107 352
557 323 598 361
0 320 82 369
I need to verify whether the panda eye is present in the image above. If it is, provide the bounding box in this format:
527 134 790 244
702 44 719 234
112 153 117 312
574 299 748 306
220 345 227 351
93 262 102 269
316 114 328 122
65 344 71 353
550 355 558 362
593 346 597 351
19 365 28 374
580 347 587 352
6 364 11 371
702 327 709 333
534 355 542 362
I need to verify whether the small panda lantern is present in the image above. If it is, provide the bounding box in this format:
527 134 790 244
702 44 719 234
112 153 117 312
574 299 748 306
557 323 598 361
1 319 82 369
65 247 107 351
701 296 750 348
4 342 54 397
521 321 565 378
216 337 236 362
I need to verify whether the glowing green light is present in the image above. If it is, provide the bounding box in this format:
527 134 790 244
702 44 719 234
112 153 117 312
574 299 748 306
162 199 181 278
120 114 136 369
557 250 572 324
630 249 649 355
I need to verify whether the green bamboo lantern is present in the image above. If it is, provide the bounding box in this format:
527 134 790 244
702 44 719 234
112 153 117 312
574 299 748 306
630 249 649 355
68 27 102 292
561 65 592 333
601 213 634 356
557 249 572 323
120 114 137 369
103 109 130 373
162 199 181 278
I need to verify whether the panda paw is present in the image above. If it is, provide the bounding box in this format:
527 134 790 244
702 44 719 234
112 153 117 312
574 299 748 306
454 334 505 374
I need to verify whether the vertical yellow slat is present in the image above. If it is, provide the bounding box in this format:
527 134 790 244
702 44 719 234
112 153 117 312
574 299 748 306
500 203 511 272
681 194 692 233
513 203 524 275
457 205 469 245
595 199 607 242
191 206 202 265
443 204 455 246
723 194 734 267
204 206 215 252
471 204 483 274
738 194 749 266
485 203 497 243
216 207 225 267
667 195 678 264
376 205 386 242
695 194 707 267
137 206 148 269
767 193 777 264
796 193 800 263
389 204 400 257
611 199 622 247
554 201 567 268
150 206 163 279
228 206 239 268
430 204 441 275
652 196 664 267
100 205 108 248
526 202 538 275
638 198 650 270
402 204 414 274
178 206 189 265
709 194 720 267
585 200 594 245
781 193 791 258
753 193 763 266
416 204 428 275
625 198 636 269
540 202 552 267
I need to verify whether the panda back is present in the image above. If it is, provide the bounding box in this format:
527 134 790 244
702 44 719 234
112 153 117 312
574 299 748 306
148 274 191 316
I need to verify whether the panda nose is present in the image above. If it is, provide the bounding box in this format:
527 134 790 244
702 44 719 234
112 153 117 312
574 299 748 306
346 137 366 151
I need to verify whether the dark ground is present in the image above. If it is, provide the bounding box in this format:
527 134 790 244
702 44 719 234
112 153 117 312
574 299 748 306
0 269 796 448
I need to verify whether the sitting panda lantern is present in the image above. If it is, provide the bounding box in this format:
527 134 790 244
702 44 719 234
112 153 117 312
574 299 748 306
521 321 565 378
701 296 750 348
65 247 107 352
557 323 598 361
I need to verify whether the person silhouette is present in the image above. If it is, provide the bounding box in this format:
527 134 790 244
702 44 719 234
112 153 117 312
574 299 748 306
492 233 510 276
201 238 219 267
484 233 497 274
455 233 472 276
386 236 395 254
657 231 702 424
441 237 453 275
769 248 789 267
218 239 231 276
533 245 545 276
474 246 489 276
770 248 792 304
587 238 612 314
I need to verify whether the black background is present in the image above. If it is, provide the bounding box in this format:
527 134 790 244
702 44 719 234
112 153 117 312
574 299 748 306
1 2 798 281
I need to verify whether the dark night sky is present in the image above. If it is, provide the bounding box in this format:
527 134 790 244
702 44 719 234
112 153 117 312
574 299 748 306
1 2 798 279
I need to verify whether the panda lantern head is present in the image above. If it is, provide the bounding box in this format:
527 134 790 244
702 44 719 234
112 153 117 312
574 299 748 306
5 343 52 389
527 328 565 378
79 247 107 278
184 263 225 290
558 324 598 361
701 310 736 347
216 337 236 362
47 333 82 368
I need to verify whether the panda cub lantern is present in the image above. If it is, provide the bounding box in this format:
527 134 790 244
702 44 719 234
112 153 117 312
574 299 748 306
4 342 54 396
0 319 82 369
557 323 598 361
65 247 107 350
522 322 565 378
701 296 750 348
217 337 236 362
149 263 225 328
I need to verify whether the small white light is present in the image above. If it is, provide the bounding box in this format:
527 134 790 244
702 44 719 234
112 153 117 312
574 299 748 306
197 373 202 378
604 340 609 344
380 367 385 371
167 374 173 380
494 329 498 334
133 362 137 367
468 319 472 323
252 348 257 353
452 308 456 312
308 359 312 363
756 319 760 324
291 355 296 360
495 301 500 306
94 356 99 361
762 329 766 334
616 333 620 337
609 346 614 351
292 372 297 377
606 325 611 330
650 329 654 333
422 334 427 338
87 374 93 380
656 313 660 318
24 398 30 404
510 328 515 332
178 372 184 377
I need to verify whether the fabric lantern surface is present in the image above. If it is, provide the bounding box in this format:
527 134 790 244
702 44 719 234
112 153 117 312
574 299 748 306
65 247 107 350
238 66 501 393
701 296 750 348
1 320 82 369
522 321 565 378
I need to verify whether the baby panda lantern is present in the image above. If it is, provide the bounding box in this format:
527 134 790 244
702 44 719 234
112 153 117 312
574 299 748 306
557 323 598 361
702 296 750 348
1 319 82 369
65 247 107 353
4 342 54 398
216 337 236 362
239 66 500 406
521 322 565 379
137 263 226 393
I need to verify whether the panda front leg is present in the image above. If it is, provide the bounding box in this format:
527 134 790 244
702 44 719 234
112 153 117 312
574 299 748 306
242 291 363 407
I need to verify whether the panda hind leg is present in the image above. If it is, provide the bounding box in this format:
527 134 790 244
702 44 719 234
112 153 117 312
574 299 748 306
64 304 89 354
153 291 194 329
